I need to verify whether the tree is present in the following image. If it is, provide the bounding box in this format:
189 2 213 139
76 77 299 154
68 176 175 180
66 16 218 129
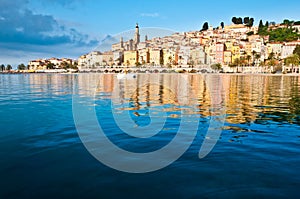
221 22 225 29
294 21 300 25
18 64 26 70
282 19 293 28
168 56 173 65
237 17 243 24
126 60 130 67
249 18 254 27
265 21 269 28
255 54 261 66
268 52 275 60
268 59 277 67
268 27 300 42
283 19 290 27
293 45 300 57
135 62 141 67
232 17 237 24
247 31 254 36
6 65 12 71
46 63 55 69
259 20 264 31
244 17 250 25
233 58 241 67
246 55 252 65
285 54 300 71
201 22 209 31
252 51 257 65
211 63 222 71
0 64 5 72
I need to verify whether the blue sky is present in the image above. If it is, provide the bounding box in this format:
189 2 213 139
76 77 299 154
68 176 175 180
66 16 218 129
1 0 300 66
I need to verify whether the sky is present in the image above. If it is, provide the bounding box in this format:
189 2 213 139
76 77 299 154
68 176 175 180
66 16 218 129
1 0 300 66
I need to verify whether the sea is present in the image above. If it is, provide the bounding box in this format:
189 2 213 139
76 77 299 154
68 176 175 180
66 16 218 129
0 73 299 199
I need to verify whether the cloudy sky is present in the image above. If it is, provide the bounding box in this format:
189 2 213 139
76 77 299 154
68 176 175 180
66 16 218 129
1 0 300 66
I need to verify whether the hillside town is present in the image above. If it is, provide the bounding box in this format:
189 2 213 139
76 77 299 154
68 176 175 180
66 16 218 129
76 19 300 73
5 18 300 74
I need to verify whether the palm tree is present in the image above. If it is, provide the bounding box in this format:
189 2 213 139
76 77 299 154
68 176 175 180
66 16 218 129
252 51 257 66
246 55 252 66
240 57 247 66
255 54 261 66
126 60 130 67
168 56 173 68
0 64 5 72
6 64 12 71
268 52 275 60
268 58 277 72
285 54 300 72
232 58 241 72
168 56 173 64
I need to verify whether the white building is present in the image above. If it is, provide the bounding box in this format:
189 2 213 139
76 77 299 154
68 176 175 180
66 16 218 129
281 44 297 59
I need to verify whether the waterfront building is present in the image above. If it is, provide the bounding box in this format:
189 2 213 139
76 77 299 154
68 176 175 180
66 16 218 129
29 60 46 70
232 44 241 62
281 43 297 59
215 43 225 64
149 48 162 66
77 51 114 69
163 48 178 67
178 46 191 66
138 48 150 65
267 42 283 59
190 47 207 65
113 51 124 66
224 51 232 66
225 41 233 52
124 50 139 66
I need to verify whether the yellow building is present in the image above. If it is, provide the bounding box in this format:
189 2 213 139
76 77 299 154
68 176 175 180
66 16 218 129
200 37 209 45
232 45 241 62
163 49 177 67
225 41 233 52
245 42 252 55
224 51 232 65
124 51 138 66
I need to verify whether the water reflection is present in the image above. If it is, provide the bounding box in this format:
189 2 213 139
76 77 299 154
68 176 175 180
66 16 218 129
72 74 300 127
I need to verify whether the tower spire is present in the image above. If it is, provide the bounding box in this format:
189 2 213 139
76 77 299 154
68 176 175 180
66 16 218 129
134 23 140 46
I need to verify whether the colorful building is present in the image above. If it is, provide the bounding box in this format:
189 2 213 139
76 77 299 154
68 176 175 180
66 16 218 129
124 51 139 66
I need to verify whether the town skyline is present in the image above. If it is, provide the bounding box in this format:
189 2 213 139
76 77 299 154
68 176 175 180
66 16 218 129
1 0 300 66
22 18 300 75
3 17 300 68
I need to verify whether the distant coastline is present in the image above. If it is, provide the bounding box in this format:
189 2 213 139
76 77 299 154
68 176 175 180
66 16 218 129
1 66 299 75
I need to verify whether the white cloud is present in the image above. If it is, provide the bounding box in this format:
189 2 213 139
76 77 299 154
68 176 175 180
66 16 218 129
0 16 5 21
140 13 160 18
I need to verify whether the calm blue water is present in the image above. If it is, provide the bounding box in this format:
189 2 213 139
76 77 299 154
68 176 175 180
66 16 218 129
0 74 300 199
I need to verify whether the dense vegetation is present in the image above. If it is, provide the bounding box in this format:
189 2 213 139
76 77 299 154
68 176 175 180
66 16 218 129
258 19 300 42
0 64 13 71
232 17 254 27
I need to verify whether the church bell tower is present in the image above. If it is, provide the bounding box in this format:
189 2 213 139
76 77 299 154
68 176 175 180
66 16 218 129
134 23 140 46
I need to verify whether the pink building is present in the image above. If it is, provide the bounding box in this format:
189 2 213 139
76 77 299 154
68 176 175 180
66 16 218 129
215 43 225 64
